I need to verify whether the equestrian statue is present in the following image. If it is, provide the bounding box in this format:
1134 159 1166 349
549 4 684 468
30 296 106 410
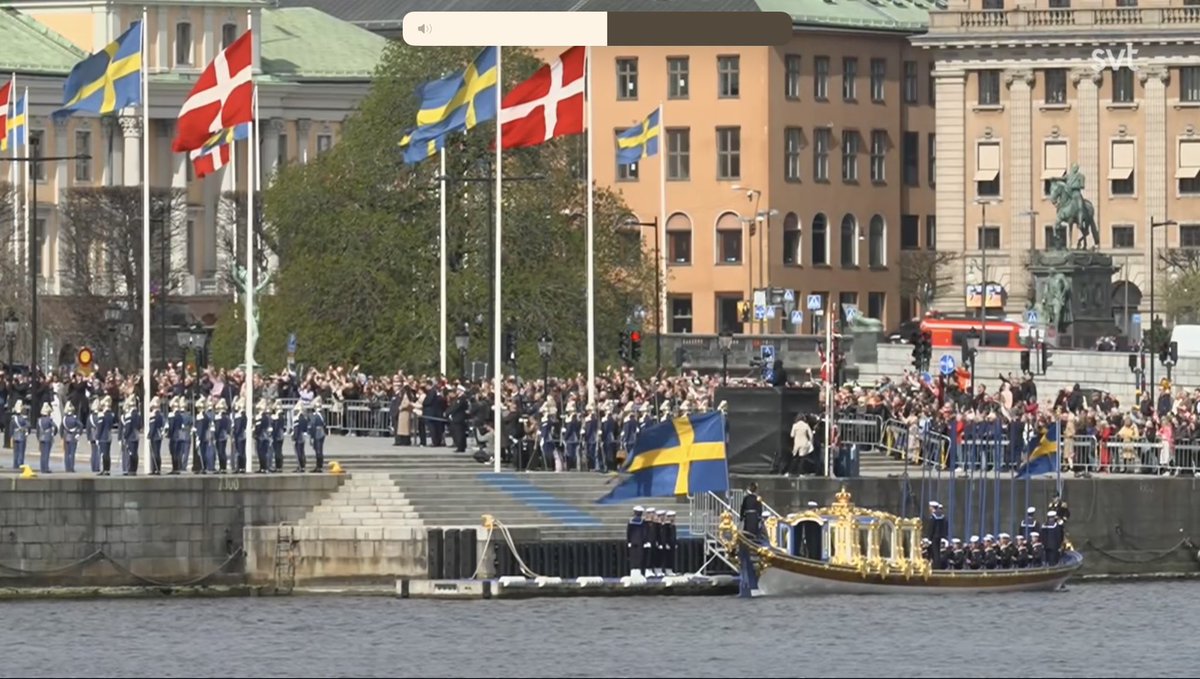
1048 164 1100 250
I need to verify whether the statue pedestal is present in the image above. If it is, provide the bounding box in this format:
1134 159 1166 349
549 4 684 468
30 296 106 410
1030 250 1119 349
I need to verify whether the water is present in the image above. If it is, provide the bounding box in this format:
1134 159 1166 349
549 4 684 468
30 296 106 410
2 582 1195 677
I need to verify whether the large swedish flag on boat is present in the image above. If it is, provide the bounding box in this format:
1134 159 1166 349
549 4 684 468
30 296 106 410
597 412 729 503
1016 421 1059 479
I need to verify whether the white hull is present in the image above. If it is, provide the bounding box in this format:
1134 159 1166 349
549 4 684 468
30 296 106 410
757 567 1074 596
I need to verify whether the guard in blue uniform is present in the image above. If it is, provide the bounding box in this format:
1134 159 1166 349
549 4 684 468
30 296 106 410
626 506 646 577
175 399 193 475
96 398 115 476
232 399 248 473
538 402 557 471
739 482 763 540
194 400 213 474
309 398 327 473
663 510 678 576
254 401 272 473
1018 506 1040 542
563 403 581 470
214 399 231 473
122 400 142 475
37 403 57 474
582 405 600 472
87 399 101 472
291 401 308 472
638 404 654 436
270 401 286 472
166 397 182 473
147 398 165 475
62 403 83 473
620 404 638 461
600 406 618 472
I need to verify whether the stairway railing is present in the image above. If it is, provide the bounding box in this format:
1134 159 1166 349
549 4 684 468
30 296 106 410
687 490 781 575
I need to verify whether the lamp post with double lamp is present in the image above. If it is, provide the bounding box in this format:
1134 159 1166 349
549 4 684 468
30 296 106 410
718 331 734 386
731 185 763 330
454 325 470 382
964 328 981 394
537 332 554 403
11 140 91 372
975 198 997 343
104 304 122 368
1148 217 1177 391
3 310 17 367
176 323 207 433
622 217 662 372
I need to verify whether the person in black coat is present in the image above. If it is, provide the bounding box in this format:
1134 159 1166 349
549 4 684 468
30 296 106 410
1042 511 1064 565
626 506 646 577
924 501 948 567
423 387 447 447
448 388 470 453
740 482 763 540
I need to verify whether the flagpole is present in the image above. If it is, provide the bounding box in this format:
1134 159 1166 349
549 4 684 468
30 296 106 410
491 46 503 473
244 12 256 431
140 7 151 474
585 46 596 412
231 136 238 304
22 87 29 293
8 73 15 266
439 146 447 377
657 101 666 345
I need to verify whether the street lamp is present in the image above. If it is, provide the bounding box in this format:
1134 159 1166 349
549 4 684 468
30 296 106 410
975 198 998 341
3 310 17 367
1148 217 1177 391
964 328 981 394
623 217 662 371
454 324 470 381
537 332 554 395
105 304 123 368
718 331 734 386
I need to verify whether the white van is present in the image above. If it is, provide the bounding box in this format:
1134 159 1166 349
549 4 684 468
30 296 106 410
1170 324 1200 358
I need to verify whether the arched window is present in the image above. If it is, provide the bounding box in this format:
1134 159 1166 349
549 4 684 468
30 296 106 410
716 211 742 264
783 212 801 266
1112 281 1144 335
869 214 886 267
222 22 238 49
666 212 692 265
175 22 193 66
811 213 828 266
840 214 858 267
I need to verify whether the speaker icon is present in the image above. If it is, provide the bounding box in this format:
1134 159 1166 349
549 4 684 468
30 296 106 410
417 23 432 34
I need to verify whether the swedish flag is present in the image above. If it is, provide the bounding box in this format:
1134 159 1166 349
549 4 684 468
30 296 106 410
1016 422 1060 479
405 47 497 146
399 128 444 165
5 94 26 151
198 123 250 154
616 108 661 166
597 412 729 504
54 21 142 120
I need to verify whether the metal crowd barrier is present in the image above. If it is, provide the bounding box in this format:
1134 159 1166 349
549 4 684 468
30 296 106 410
1082 438 1198 475
835 415 883 448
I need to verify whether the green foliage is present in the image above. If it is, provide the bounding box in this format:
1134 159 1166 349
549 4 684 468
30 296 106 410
210 44 655 376
1162 270 1200 326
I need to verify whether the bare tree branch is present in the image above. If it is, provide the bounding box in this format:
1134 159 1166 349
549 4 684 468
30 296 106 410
900 250 959 310
215 190 276 289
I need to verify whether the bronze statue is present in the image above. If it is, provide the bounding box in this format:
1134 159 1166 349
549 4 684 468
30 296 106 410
232 264 273 366
1048 165 1099 250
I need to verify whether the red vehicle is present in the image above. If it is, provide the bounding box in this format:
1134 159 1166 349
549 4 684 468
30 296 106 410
918 315 1023 350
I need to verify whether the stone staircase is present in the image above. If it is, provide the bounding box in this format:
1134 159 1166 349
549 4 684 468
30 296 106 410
297 471 424 528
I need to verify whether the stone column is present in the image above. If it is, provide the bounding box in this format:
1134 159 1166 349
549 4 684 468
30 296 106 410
1005 68 1035 308
52 117 69 295
104 117 123 186
119 116 141 187
296 119 311 165
1141 65 1169 312
1071 69 1102 222
262 118 284 185
933 68 967 311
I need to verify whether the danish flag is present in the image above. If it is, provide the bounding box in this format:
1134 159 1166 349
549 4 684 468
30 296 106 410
172 30 254 153
0 79 10 152
499 46 585 150
191 144 230 179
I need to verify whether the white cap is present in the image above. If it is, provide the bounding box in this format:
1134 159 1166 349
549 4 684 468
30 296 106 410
984 534 994 541
656 509 666 516
1047 510 1057 517
806 501 819 508
1031 531 1040 538
999 533 1011 540
1026 506 1036 514
920 538 931 545
928 500 938 507
970 535 979 542
633 506 644 512
645 507 656 514
951 538 962 544
666 511 676 517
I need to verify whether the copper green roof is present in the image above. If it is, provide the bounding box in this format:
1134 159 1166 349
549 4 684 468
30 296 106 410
260 6 386 80
0 8 87 75
757 0 931 33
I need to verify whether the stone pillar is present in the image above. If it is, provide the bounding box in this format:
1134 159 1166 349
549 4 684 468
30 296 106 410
297 119 311 165
156 7 168 73
1141 65 1169 313
105 117 123 186
1071 69 1102 224
262 118 283 185
933 68 967 311
52 117 68 295
119 116 141 188
1005 68 1035 308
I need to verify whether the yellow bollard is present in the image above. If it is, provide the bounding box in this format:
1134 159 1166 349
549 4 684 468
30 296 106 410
19 465 37 479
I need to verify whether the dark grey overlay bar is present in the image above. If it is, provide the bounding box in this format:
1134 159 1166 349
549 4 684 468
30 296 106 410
607 12 793 47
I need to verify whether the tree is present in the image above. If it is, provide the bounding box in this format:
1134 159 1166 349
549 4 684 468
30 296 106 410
900 250 959 315
57 186 187 369
209 44 657 375
1158 248 1200 325
215 189 275 289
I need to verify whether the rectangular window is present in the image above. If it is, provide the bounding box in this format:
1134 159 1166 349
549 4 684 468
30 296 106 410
843 57 858 101
868 292 885 320
670 296 693 333
1184 67 1200 103
839 292 859 312
186 217 196 274
1048 0 1070 6
870 130 887 183
175 23 192 66
74 130 92 182
717 127 741 180
1109 139 1135 196
814 127 831 181
222 22 237 49
668 57 689 99
668 230 691 265
785 54 801 100
783 224 801 265
902 131 919 187
1178 139 1200 194
1045 69 1067 105
718 228 742 264
278 133 289 169
978 70 1000 106
616 144 639 181
30 130 45 181
1042 140 1069 195
316 134 332 155
1181 225 1200 248
975 142 1001 197
901 215 920 250
718 55 740 98
784 127 802 182
1113 68 1135 104
814 56 830 100
870 58 886 103
928 64 936 106
841 131 859 182
928 133 937 186
925 216 937 250
978 226 1001 250
666 128 690 180
982 0 1004 8
717 295 742 334
617 58 638 100
903 61 918 104
1111 225 1135 249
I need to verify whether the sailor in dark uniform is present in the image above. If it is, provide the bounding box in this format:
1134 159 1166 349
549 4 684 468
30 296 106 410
62 403 82 473
967 535 983 569
1042 510 1064 565
924 501 948 567
1048 494 1071 523
997 533 1014 568
1029 532 1046 567
982 535 999 569
644 507 660 577
626 506 646 578
664 511 678 576
1018 506 1040 542
949 538 966 569
1014 535 1030 568
740 482 763 541
938 539 953 569
148 398 165 475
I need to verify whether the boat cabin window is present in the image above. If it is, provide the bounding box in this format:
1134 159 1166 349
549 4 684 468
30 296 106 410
879 522 894 560
795 519 823 560
858 528 872 559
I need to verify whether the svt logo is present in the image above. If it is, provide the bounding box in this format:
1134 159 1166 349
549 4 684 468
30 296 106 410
1091 43 1140 73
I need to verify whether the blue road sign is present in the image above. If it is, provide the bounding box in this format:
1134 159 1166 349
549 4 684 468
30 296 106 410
790 310 803 326
939 354 956 375
1024 309 1039 324
807 294 823 311
1132 313 1142 325
287 333 297 354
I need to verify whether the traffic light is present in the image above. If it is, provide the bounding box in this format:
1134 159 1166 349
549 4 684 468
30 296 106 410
629 329 642 362
911 332 932 372
1160 340 1178 366
618 330 630 363
77 347 94 376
